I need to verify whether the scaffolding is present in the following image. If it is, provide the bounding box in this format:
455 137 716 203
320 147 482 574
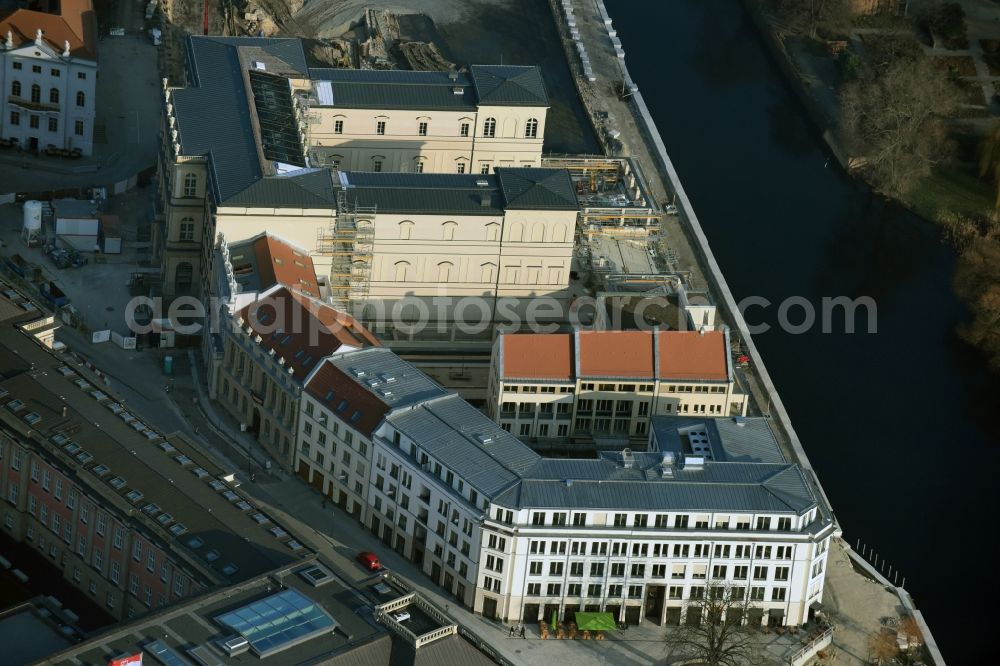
317 188 375 312
542 155 662 237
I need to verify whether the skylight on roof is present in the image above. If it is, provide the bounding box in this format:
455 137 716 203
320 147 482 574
324 390 334 401
350 410 361 422
336 399 348 412
214 589 337 658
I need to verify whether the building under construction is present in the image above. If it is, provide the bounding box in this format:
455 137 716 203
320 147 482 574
542 155 661 237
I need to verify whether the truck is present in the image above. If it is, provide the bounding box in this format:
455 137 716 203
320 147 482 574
39 282 69 308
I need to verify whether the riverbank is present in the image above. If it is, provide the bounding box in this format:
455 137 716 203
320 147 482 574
563 0 947 663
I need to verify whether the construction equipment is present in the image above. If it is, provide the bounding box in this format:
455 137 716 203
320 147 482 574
316 188 375 313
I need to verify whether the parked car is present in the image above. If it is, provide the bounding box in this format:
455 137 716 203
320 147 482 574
356 551 381 572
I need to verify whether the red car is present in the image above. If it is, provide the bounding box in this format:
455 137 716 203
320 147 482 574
356 551 381 571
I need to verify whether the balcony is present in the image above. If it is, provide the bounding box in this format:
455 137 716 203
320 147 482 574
8 95 60 112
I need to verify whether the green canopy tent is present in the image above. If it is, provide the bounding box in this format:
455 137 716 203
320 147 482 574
573 612 617 631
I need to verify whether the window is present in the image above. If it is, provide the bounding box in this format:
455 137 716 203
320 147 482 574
28 115 38 129
529 561 542 575
753 566 767 581
590 562 604 577
418 121 428 136
32 65 41 73
179 217 195 241
49 88 60 104
51 68 61 77
573 512 586 527
570 561 584 577
610 562 625 577
734 566 748 579
74 120 84 136
147 551 156 572
588 583 602 597
334 119 344 134
182 173 197 197
482 117 496 137
376 120 386 135
527 583 541 596
415 160 424 173
524 118 538 138
31 83 41 103
480 163 490 174
631 563 645 577
549 562 564 576
756 517 771 530
48 117 58 132
531 512 544 526
13 62 21 70
110 560 121 584
546 583 561 596
771 587 787 601
460 122 470 136
713 565 727 579
775 566 790 581
373 158 383 172
76 91 85 107
674 514 689 528
11 80 21 97
457 162 466 173
78 71 86 79
10 111 19 126
613 513 626 527
777 517 792 531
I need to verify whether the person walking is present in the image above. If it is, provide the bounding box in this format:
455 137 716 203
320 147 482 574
509 625 515 638
520 625 526 639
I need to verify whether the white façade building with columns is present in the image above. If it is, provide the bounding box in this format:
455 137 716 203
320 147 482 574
293 345 836 628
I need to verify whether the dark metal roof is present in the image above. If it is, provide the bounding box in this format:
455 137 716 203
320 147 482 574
223 169 337 207
496 167 579 210
469 64 549 106
172 36 308 202
308 68 477 111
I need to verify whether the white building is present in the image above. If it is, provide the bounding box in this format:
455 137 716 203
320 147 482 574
156 36 559 302
488 328 748 445
0 0 97 155
292 346 835 628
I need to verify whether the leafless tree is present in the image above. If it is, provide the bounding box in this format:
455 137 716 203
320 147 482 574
841 57 960 197
766 0 856 37
664 580 767 666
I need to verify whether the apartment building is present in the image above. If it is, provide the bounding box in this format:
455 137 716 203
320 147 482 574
290 345 834 628
215 284 378 467
0 285 306 622
300 65 548 174
487 329 748 444
0 0 98 155
156 36 557 301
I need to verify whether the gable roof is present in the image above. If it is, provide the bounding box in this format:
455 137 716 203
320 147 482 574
496 168 578 210
236 287 378 381
469 65 548 106
0 0 97 60
577 330 655 378
303 359 390 438
227 233 318 297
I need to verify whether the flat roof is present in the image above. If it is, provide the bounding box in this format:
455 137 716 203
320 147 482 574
0 312 305 586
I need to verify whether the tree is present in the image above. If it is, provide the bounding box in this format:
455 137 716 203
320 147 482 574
664 580 766 666
841 57 961 197
766 0 855 38
977 120 1000 210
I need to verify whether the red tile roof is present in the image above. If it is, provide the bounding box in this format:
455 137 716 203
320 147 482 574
0 0 98 60
658 330 728 381
498 330 730 382
502 333 572 381
578 330 655 378
237 287 379 381
253 235 318 297
304 360 389 437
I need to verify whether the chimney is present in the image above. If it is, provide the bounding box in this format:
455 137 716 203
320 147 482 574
63 40 70 57
35 28 43 46
5 31 12 49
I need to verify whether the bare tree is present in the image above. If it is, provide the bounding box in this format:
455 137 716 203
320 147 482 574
841 57 960 197
664 580 767 666
766 0 855 37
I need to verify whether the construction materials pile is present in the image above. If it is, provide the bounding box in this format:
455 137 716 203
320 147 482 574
398 40 454 71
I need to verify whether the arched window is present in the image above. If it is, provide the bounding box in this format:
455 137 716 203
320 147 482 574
182 173 197 197
393 261 410 282
414 158 426 173
437 261 453 283
525 118 539 138
398 220 414 240
11 80 20 97
30 84 40 104
482 117 496 137
76 91 85 107
530 223 545 242
509 222 523 243
442 221 457 241
49 88 59 104
485 222 500 242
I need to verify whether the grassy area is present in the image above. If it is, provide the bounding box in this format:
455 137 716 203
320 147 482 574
907 166 995 221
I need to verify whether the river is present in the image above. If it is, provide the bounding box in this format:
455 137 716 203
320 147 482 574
607 0 1000 661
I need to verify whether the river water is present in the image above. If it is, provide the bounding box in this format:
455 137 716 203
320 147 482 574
608 0 1000 661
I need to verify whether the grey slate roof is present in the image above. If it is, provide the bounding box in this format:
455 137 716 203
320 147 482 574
649 416 787 464
224 169 338 207
326 347 451 410
173 36 309 203
387 395 540 499
308 68 478 111
470 65 549 106
339 171 505 215
496 168 579 210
